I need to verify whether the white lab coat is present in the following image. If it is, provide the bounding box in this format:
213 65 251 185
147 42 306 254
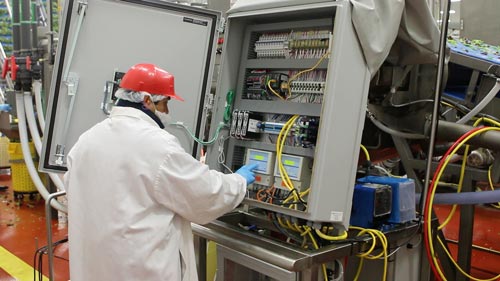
64 106 246 281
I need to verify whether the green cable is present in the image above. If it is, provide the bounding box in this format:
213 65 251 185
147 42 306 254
223 90 234 124
170 122 227 146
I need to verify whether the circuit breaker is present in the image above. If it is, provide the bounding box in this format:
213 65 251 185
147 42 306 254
206 0 371 230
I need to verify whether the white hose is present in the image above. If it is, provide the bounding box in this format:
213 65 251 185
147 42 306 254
24 94 65 191
33 80 46 130
457 78 500 124
16 92 67 213
0 42 6 61
4 0 12 19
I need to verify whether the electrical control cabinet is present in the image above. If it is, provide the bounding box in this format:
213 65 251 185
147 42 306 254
206 0 371 230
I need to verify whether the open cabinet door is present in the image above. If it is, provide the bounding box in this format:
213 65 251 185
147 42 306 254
40 0 220 173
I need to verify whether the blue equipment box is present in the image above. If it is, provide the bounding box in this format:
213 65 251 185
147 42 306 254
358 176 416 224
350 183 392 228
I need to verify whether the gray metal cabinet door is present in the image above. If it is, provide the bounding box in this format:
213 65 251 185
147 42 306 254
41 0 220 173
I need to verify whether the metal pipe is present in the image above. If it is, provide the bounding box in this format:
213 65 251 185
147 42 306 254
45 190 66 281
31 2 38 51
437 120 500 151
20 0 32 50
416 189 500 205
420 0 451 217
12 0 21 53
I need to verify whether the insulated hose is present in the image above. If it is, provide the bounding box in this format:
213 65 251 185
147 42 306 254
416 189 500 205
16 92 67 212
23 93 65 190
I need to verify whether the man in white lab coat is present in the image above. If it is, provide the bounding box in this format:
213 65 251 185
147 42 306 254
64 63 257 281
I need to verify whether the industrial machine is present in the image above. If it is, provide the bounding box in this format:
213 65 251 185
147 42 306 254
1 0 500 280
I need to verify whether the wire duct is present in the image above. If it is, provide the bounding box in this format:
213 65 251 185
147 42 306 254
24 93 65 191
416 190 500 205
16 92 67 212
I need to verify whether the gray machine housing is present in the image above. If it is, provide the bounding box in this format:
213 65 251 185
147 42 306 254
205 0 371 230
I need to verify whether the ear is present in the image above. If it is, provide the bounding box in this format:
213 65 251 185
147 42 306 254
142 95 155 112
143 95 152 105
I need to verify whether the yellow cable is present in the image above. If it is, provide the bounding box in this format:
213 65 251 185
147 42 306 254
280 116 299 190
300 188 310 197
286 52 330 99
287 224 328 281
276 115 301 204
277 119 295 201
350 227 377 258
277 215 289 229
350 227 388 281
314 228 348 241
440 101 456 108
353 257 365 281
267 79 285 100
427 126 500 281
487 165 500 209
476 117 500 127
304 226 328 281
360 144 370 161
276 117 294 196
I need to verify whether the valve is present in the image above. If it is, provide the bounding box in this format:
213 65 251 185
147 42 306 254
1 57 9 79
25 56 31 71
10 56 18 81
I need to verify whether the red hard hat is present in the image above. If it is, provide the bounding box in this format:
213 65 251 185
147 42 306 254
119 63 184 101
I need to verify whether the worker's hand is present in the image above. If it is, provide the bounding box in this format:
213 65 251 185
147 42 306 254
235 163 259 185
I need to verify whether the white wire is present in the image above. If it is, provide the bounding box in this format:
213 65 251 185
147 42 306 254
217 136 233 173
372 165 393 177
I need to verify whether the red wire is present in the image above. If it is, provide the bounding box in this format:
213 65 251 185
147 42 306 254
423 126 486 281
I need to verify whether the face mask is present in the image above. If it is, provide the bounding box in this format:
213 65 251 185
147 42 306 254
156 110 173 126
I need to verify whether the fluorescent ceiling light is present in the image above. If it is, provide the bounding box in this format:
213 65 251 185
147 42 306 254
451 0 461 2
440 10 456 14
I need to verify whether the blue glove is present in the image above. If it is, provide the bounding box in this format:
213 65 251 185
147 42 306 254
0 104 11 112
235 163 259 185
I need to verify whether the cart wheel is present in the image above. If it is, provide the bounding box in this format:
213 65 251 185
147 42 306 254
14 192 24 205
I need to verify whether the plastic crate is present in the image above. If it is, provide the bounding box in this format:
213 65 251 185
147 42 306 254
0 136 9 167
8 142 45 193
